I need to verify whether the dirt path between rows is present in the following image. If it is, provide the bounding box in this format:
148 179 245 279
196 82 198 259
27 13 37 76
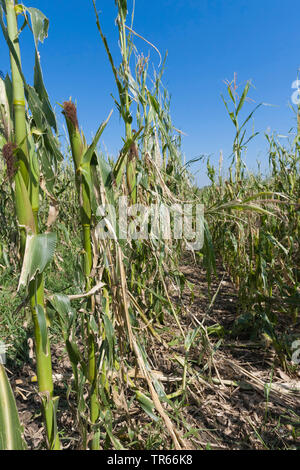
7 255 300 450
164 254 300 449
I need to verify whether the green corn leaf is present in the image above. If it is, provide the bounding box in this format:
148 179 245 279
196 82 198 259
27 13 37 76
0 365 27 450
26 85 63 165
33 50 57 131
49 396 59 450
264 233 289 255
135 391 159 422
41 394 60 450
18 232 57 291
23 7 57 131
0 9 26 85
65 339 81 367
227 85 235 104
113 126 143 187
0 134 6 148
27 126 40 211
203 220 216 280
185 326 201 351
116 0 127 18
14 170 36 232
147 92 177 157
236 81 250 116
49 293 75 331
1 7 56 135
0 6 57 136
27 8 49 44
35 304 48 355
240 103 262 131
207 324 225 338
226 203 276 217
79 165 97 215
81 110 113 167
50 293 72 317
48 295 85 372
209 200 277 218
79 111 113 215
0 1 6 14
89 315 98 334
148 93 160 114
0 75 12 140
242 191 290 203
97 152 115 204
100 408 125 450
0 8 62 191
103 314 115 364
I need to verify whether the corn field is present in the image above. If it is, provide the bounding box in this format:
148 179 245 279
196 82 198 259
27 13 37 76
0 0 299 452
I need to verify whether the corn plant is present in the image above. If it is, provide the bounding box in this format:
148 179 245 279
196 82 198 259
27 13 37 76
222 74 261 183
0 0 62 449
199 81 300 363
62 100 111 449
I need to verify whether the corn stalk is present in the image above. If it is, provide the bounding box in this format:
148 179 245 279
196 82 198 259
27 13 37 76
2 0 60 449
93 0 137 203
62 100 111 449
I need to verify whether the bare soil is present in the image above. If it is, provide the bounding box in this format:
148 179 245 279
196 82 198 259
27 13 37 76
6 254 300 450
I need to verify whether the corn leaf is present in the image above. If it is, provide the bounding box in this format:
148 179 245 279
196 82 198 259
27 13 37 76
23 7 57 131
135 390 159 422
18 232 57 291
0 75 12 140
80 110 113 167
35 304 48 355
0 365 27 450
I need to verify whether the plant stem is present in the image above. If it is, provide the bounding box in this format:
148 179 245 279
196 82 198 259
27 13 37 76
118 7 137 204
63 102 100 449
6 0 29 188
5 0 60 449
29 277 60 449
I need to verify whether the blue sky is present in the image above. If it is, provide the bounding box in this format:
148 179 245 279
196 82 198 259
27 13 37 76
0 0 299 186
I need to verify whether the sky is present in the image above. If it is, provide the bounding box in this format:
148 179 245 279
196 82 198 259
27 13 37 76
0 0 299 187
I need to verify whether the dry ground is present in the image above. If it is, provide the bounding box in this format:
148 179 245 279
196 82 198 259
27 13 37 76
6 254 300 450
